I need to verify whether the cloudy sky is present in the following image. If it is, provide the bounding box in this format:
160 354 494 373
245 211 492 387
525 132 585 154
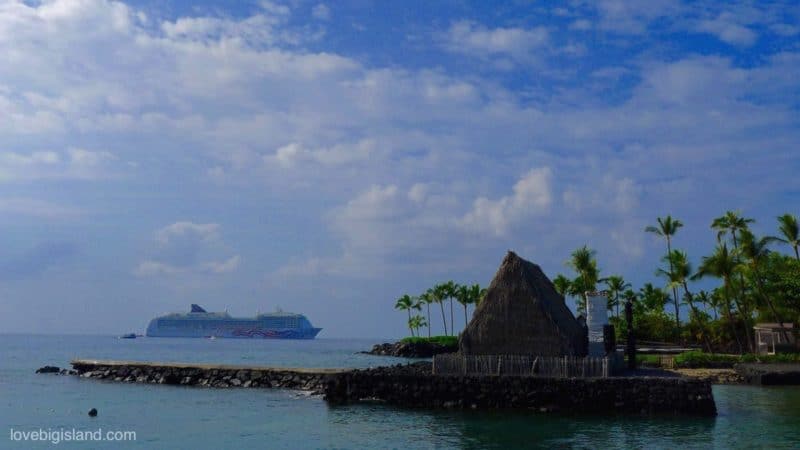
1 0 798 338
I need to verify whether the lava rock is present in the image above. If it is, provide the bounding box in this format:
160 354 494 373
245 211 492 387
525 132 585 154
362 341 456 358
36 366 61 374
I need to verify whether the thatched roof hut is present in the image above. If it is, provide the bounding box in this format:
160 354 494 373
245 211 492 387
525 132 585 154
459 251 586 356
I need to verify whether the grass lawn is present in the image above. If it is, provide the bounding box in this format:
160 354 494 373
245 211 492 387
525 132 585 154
399 335 458 347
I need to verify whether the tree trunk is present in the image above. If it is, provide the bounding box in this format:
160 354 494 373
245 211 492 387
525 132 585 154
682 282 712 352
464 304 468 330
408 310 413 337
666 237 681 329
427 303 431 338
723 279 744 354
794 245 799 261
439 301 447 336
731 232 754 353
753 265 792 345
449 298 454 337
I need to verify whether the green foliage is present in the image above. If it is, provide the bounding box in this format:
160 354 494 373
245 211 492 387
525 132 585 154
399 335 458 347
636 354 662 367
673 350 740 368
672 351 800 367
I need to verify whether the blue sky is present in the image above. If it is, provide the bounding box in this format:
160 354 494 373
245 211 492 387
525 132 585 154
0 0 798 338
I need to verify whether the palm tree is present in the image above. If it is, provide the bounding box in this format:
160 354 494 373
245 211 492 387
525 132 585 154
638 283 669 313
455 284 470 331
694 243 747 353
432 284 449 336
469 283 484 315
602 275 630 319
770 214 799 261
740 229 791 343
567 245 599 315
711 210 755 350
409 315 427 337
394 294 419 337
553 274 572 298
657 250 698 314
658 250 712 350
645 215 684 328
695 290 717 320
442 281 459 336
418 290 434 338
712 211 754 246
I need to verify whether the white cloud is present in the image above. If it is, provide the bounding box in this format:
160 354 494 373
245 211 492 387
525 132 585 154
770 23 799 37
154 221 220 245
441 20 549 64
265 140 374 168
696 13 758 47
202 255 241 274
460 167 552 237
594 0 682 34
569 19 592 31
311 4 330 21
68 148 114 167
0 148 118 182
137 221 238 277
0 198 81 219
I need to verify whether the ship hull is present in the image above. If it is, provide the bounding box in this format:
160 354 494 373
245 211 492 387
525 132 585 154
146 305 321 339
146 326 322 339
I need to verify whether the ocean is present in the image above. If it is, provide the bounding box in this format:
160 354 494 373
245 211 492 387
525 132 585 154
2 335 799 449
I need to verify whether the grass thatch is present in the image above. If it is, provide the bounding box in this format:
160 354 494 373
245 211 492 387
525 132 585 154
459 251 586 356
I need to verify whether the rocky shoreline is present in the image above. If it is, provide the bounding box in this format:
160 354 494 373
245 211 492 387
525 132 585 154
361 341 457 358
669 368 744 384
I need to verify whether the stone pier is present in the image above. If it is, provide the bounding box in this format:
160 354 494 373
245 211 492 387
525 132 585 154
70 359 346 392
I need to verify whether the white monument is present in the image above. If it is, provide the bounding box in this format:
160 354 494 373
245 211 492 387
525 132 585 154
586 291 609 357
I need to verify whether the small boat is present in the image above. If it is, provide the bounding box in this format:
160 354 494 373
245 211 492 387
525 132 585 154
118 333 137 339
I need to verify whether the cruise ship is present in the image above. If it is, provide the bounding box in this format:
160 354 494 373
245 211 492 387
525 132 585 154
146 304 322 339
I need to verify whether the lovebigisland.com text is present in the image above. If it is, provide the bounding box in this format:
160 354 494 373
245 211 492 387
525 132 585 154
10 428 136 445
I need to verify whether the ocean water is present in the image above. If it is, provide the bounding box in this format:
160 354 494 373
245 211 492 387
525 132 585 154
2 335 799 449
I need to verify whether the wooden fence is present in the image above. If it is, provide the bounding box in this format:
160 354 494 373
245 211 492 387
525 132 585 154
432 354 619 378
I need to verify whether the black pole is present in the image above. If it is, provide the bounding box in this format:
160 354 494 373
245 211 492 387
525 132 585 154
626 300 636 370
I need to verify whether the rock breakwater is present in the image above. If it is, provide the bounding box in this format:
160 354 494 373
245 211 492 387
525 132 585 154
70 360 343 393
363 341 456 358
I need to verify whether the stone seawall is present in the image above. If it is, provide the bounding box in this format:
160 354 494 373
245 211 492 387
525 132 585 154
735 363 800 385
71 359 344 392
67 360 716 415
324 367 717 416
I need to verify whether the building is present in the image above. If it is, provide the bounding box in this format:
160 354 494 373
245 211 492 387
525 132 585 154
754 323 797 355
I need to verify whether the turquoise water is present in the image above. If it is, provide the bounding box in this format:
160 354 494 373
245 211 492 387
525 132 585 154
2 335 799 449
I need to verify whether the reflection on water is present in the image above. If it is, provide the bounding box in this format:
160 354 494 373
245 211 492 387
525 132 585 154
324 385 800 449
326 403 720 449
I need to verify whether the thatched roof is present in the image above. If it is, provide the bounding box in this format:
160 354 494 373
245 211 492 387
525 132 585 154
459 251 586 356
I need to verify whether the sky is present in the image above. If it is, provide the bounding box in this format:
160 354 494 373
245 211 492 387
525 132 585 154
0 0 798 338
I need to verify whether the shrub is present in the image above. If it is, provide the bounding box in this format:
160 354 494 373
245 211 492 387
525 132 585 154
636 354 662 367
399 335 458 347
673 350 740 368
